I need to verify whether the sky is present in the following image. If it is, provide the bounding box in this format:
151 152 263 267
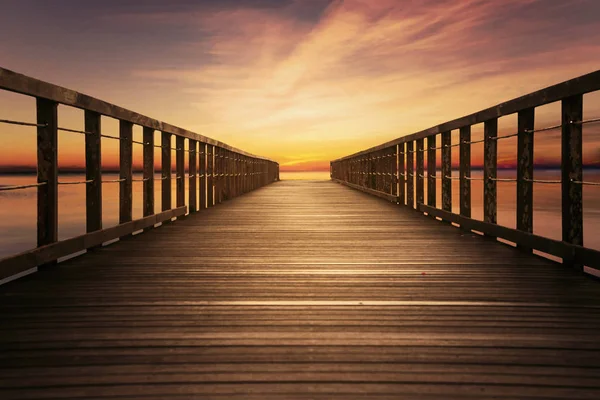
1 0 600 171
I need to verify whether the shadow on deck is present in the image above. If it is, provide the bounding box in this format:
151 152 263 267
1 180 599 399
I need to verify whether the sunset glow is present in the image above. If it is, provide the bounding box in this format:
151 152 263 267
1 0 600 171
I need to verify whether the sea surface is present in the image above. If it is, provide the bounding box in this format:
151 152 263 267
1 170 600 264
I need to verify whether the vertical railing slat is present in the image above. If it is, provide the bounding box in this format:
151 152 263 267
561 95 584 265
399 143 405 205
161 131 171 212
119 120 133 224
176 136 185 209
189 139 197 213
200 143 206 209
36 98 58 248
85 110 102 232
416 139 424 206
407 141 414 208
441 131 451 212
427 135 436 207
484 119 498 224
459 126 471 218
207 146 214 207
143 127 154 218
517 108 534 249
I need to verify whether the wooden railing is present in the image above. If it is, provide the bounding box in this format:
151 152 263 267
331 70 600 270
0 67 279 280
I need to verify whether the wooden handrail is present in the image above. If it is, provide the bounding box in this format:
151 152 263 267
0 67 279 281
330 70 600 270
332 69 600 162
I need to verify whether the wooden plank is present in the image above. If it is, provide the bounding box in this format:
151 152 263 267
0 67 275 163
161 131 172 212
427 136 436 207
119 120 133 224
441 131 451 212
189 140 197 213
0 207 187 280
483 119 498 224
406 142 414 208
333 179 399 203
176 136 185 209
459 126 471 218
1 181 600 400
331 69 600 162
516 108 534 250
419 204 600 268
84 110 102 232
143 127 154 217
561 95 584 266
36 98 58 248
416 139 424 205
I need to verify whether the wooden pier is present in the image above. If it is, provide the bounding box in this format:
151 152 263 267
1 68 600 398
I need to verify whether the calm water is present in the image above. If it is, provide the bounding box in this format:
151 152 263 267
1 170 600 262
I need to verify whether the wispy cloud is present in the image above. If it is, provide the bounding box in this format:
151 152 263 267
1 0 600 170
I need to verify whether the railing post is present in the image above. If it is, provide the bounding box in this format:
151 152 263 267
459 126 471 218
416 139 424 205
441 131 451 213
119 120 133 224
484 119 498 224
85 110 102 232
143 127 154 218
161 131 171 212
407 141 414 208
189 139 197 213
176 136 185 209
427 135 436 207
200 143 206 210
561 95 583 265
399 143 405 205
36 98 58 248
207 145 214 206
517 108 534 249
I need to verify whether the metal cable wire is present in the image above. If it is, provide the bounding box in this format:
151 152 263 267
102 178 127 183
523 177 561 184
0 119 47 128
0 182 47 191
58 179 94 185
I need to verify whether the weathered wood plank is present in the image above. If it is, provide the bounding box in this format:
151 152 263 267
36 98 58 248
161 132 172 212
200 144 206 209
441 131 451 212
459 126 471 218
176 136 185 209
406 142 414 208
119 120 133 224
189 140 197 213
561 95 584 266
207 146 214 207
84 110 102 232
143 127 154 217
416 139 424 205
484 119 498 225
398 144 405 205
427 136 436 207
517 108 534 249
1 181 599 399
